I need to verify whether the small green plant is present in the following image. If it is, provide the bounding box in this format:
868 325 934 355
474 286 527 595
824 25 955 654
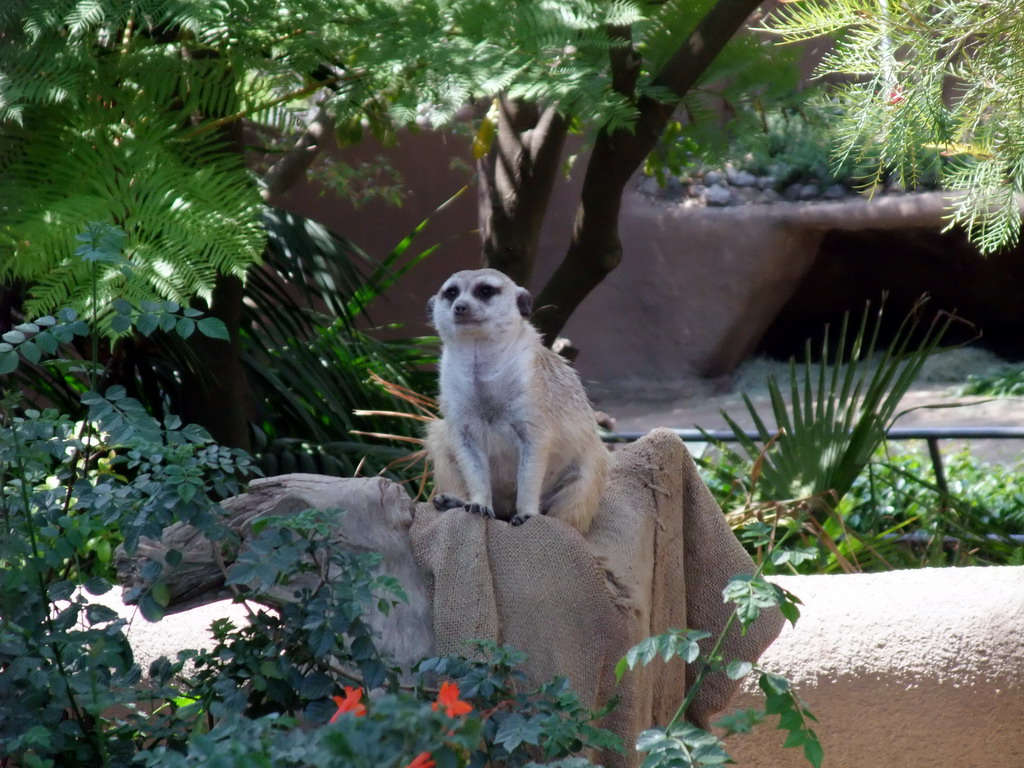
700 440 1024 572
960 365 1024 397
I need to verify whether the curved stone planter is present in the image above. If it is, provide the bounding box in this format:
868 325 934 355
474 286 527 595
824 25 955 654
725 565 1024 768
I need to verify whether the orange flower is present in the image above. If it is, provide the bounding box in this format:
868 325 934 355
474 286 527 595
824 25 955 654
405 752 436 768
329 686 367 722
432 680 472 717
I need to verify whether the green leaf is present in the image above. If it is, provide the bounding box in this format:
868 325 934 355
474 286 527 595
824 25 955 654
803 735 824 768
726 660 753 680
151 581 171 607
494 712 543 752
138 591 166 622
713 708 765 735
111 315 132 333
33 331 58 354
197 316 229 340
636 728 669 752
175 317 196 338
0 351 19 374
782 728 807 748
723 574 781 629
83 576 113 596
135 313 158 337
18 340 40 364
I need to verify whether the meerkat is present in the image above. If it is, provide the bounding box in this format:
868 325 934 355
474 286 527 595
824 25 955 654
425 268 610 533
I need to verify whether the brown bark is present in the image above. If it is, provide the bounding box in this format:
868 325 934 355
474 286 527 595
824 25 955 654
181 115 252 451
261 107 335 203
532 0 765 345
478 98 568 287
181 271 251 450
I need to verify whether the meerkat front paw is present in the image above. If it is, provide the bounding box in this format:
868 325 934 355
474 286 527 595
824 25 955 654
464 503 495 519
432 493 467 511
508 513 532 526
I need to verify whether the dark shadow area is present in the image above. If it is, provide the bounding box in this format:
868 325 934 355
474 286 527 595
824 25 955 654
756 227 1024 361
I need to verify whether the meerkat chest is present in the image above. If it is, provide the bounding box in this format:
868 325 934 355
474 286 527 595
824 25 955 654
441 346 533 428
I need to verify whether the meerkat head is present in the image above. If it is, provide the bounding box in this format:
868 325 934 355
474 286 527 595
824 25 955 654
428 268 532 343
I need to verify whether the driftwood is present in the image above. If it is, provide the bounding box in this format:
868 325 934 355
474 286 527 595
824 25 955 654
115 474 434 669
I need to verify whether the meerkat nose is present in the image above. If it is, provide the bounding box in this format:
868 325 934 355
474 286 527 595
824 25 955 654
453 301 469 315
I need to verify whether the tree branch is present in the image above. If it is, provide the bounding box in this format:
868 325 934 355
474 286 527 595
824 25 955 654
533 0 764 344
261 108 335 202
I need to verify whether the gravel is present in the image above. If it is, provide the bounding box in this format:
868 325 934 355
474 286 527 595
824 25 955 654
639 163 860 208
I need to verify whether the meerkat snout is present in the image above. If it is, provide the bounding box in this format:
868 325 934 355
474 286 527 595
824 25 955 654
425 268 609 532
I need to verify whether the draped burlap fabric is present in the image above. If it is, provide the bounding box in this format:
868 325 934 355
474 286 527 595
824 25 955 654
411 428 784 766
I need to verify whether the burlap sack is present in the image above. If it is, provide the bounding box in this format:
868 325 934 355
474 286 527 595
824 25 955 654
411 428 784 765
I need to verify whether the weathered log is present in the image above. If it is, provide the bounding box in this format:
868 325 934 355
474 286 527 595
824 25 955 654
116 474 434 669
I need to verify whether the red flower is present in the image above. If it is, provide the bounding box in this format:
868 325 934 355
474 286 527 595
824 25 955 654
405 752 436 768
432 680 472 717
887 85 906 106
329 686 367 722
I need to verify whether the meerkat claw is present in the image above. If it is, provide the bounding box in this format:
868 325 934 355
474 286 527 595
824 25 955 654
465 503 495 519
433 494 466 511
509 514 529 526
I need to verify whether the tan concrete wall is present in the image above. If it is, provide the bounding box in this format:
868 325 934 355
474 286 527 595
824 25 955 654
725 566 1024 768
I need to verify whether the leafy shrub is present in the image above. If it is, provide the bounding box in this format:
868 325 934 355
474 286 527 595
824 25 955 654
0 305 624 767
700 442 1024 572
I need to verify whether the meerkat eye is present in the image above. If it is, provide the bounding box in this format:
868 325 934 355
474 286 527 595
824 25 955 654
475 284 499 300
443 286 459 301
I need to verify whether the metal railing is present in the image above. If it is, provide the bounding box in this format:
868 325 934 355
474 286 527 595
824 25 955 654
604 426 1024 498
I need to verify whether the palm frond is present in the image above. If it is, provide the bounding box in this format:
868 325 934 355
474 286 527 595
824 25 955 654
720 298 957 509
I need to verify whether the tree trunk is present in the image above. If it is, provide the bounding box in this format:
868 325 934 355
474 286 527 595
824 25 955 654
478 98 568 287
531 0 765 344
181 112 253 450
181 271 251 450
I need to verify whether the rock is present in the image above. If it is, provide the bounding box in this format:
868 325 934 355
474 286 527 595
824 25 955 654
798 183 820 200
727 168 757 187
783 183 804 201
756 189 782 204
727 566 1024 768
639 175 661 197
704 170 726 186
732 186 759 204
688 183 707 199
663 177 684 199
703 184 734 207
755 175 775 190
822 183 848 200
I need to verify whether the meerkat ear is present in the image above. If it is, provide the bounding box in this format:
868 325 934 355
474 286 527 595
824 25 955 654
516 287 533 318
